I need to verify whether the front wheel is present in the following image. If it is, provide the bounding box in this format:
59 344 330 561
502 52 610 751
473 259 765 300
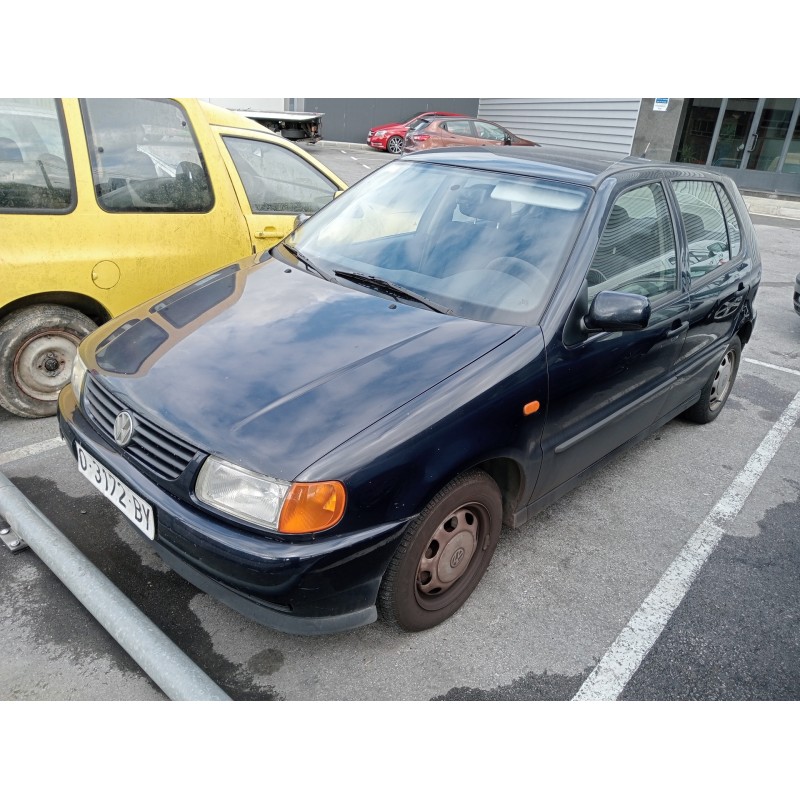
0 304 97 418
378 471 503 631
682 335 741 424
386 135 404 155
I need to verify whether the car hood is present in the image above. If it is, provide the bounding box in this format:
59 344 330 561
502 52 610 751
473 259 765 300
90 258 519 479
369 122 404 133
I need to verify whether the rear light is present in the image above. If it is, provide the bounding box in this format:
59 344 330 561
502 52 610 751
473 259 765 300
412 134 430 142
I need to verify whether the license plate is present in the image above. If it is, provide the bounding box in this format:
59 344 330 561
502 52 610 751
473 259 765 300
75 442 155 540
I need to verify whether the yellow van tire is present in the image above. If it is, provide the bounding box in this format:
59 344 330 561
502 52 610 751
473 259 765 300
0 304 97 419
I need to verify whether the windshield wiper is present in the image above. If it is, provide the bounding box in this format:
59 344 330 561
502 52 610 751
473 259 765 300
280 243 337 283
334 270 453 315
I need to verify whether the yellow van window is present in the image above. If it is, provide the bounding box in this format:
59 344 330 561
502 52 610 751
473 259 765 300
0 98 73 211
82 98 213 213
222 135 337 214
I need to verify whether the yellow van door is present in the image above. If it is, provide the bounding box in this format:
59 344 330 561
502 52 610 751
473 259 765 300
212 128 345 252
72 98 255 316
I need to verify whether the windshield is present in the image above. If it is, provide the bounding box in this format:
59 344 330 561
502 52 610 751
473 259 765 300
280 160 592 325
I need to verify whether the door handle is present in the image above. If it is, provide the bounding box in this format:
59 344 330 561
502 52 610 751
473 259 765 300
746 132 759 153
255 226 279 239
666 320 689 338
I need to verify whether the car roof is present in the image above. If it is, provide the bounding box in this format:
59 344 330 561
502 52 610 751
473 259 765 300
403 145 724 188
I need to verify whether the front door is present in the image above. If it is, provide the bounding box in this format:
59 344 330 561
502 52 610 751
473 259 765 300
535 180 689 500
217 131 342 251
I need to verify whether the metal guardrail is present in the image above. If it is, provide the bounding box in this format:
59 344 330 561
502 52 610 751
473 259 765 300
0 470 231 701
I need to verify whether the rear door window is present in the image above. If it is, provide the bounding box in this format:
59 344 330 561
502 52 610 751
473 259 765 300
82 98 213 212
0 98 73 211
442 119 473 136
672 180 732 278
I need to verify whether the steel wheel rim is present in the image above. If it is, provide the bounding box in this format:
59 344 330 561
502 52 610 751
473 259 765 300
387 137 403 154
415 502 487 608
709 349 736 411
14 331 81 401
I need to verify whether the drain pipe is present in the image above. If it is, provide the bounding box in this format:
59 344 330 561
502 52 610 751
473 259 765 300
0 471 231 701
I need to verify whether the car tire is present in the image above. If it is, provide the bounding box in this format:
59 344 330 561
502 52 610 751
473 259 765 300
378 470 503 631
0 304 97 419
386 136 404 155
682 335 742 425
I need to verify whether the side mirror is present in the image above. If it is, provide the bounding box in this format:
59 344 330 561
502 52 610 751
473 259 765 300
583 291 651 333
293 212 311 230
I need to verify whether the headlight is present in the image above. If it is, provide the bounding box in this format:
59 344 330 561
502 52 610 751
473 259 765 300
195 456 345 534
70 351 88 401
375 129 386 136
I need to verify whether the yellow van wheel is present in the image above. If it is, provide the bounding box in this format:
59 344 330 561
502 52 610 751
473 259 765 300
0 304 96 419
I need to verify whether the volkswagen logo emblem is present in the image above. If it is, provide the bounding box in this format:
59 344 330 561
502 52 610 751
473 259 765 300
114 411 135 447
450 548 466 569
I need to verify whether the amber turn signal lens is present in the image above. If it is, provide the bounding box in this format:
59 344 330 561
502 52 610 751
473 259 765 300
523 400 540 416
278 481 346 534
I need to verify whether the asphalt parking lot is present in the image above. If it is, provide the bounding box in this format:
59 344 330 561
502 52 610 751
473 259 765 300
1 144 799 702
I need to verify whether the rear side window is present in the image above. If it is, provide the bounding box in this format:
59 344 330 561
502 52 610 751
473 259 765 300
715 184 742 259
588 182 678 301
0 98 73 211
82 98 213 213
443 120 473 136
672 180 731 278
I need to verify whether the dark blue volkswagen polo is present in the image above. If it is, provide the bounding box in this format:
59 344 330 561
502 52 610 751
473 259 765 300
58 147 761 634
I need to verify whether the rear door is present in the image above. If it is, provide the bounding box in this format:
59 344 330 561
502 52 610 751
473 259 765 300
664 178 753 410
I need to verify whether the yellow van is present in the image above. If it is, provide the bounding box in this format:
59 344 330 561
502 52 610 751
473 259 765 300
0 98 346 418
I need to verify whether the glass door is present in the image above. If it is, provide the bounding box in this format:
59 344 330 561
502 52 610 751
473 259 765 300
711 98 759 168
677 98 800 195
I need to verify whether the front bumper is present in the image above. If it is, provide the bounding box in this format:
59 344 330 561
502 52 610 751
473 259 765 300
57 388 411 635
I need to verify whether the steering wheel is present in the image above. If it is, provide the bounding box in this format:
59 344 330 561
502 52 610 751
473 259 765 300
484 257 547 289
587 267 607 286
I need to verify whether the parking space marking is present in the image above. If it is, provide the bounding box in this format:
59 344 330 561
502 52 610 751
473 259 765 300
573 387 800 701
744 358 800 378
0 437 64 467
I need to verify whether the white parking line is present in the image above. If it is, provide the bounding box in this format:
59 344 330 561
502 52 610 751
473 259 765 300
0 437 64 467
573 387 800 701
745 358 800 378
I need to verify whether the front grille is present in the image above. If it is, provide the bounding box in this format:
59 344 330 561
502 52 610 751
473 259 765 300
84 376 199 481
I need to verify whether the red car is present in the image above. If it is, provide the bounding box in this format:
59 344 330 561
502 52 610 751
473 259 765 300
404 116 539 154
367 111 462 154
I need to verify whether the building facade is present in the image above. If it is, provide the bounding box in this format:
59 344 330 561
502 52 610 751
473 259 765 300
244 97 800 198
483 98 800 198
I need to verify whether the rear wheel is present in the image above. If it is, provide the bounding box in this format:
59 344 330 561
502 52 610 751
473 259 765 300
682 336 741 424
0 304 97 418
386 135 404 155
378 471 503 631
